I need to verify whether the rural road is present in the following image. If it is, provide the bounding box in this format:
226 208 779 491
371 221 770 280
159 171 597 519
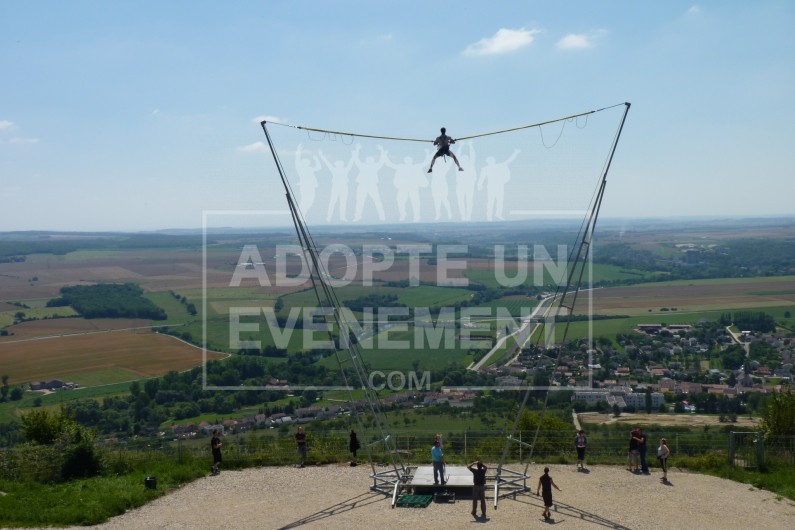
469 294 554 371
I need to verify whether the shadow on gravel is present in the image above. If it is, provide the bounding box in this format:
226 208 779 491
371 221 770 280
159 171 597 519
278 491 384 529
512 493 632 530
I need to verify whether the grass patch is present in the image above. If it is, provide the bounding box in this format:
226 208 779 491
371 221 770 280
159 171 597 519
0 460 208 527
0 306 79 328
66 368 143 387
676 456 795 502
555 310 734 342
0 381 134 423
464 263 657 289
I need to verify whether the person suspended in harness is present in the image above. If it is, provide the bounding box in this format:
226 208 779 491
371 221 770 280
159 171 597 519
428 127 463 173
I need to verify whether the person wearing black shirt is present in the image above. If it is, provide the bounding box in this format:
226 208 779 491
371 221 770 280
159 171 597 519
536 467 561 520
467 460 488 518
210 429 222 476
349 430 361 461
295 427 307 468
638 428 649 474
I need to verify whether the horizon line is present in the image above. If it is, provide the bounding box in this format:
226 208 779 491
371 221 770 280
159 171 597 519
2 214 795 236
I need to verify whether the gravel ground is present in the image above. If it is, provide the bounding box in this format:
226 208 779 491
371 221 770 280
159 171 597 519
20 464 795 529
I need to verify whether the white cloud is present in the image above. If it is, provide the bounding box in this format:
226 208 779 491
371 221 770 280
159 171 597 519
463 28 540 56
556 33 592 50
0 120 15 130
253 115 286 124
236 141 268 153
556 30 607 50
9 137 38 145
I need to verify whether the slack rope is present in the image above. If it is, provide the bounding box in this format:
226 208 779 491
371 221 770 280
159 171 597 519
262 102 628 143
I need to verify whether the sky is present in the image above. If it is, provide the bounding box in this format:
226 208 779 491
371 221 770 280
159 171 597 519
1 1 793 232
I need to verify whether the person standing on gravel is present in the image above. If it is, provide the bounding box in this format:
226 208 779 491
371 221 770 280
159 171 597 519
574 430 588 470
638 428 650 474
536 467 561 521
628 428 640 472
349 430 360 462
467 460 488 518
658 438 671 482
295 426 307 468
210 429 222 476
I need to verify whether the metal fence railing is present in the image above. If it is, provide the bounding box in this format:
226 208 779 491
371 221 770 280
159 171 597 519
1 430 793 483
728 432 795 468
96 430 793 468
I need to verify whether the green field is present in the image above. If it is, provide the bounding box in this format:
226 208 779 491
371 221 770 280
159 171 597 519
552 304 795 343
144 292 195 325
63 250 129 260
0 381 134 423
0 306 78 328
464 263 658 289
277 285 472 315
318 325 473 372
554 312 723 342
476 297 539 317
65 368 144 387
187 284 475 353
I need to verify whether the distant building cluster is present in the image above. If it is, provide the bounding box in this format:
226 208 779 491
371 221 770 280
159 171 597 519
167 389 478 438
499 322 792 410
28 379 78 391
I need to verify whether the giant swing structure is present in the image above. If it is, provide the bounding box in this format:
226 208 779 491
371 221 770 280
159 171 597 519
259 102 630 507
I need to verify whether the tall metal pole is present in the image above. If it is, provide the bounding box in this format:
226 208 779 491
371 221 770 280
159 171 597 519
495 102 631 479
260 122 406 481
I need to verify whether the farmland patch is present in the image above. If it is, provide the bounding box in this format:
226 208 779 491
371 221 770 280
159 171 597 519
0 329 225 385
575 276 795 316
579 411 760 429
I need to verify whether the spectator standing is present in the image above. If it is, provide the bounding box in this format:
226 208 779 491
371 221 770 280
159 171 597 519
628 428 640 472
638 428 649 474
431 440 446 485
574 430 588 470
658 438 671 482
467 460 488 518
210 429 222 476
349 430 361 462
295 426 307 468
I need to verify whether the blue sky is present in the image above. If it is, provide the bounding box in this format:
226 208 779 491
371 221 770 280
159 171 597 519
1 1 793 231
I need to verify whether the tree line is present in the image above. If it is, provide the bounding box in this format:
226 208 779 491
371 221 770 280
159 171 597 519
47 283 166 320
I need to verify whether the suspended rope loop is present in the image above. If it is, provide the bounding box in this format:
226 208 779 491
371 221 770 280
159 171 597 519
539 118 568 149
306 130 327 142
456 110 588 141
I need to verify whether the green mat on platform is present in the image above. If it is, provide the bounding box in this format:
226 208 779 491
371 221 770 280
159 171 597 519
396 494 433 508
